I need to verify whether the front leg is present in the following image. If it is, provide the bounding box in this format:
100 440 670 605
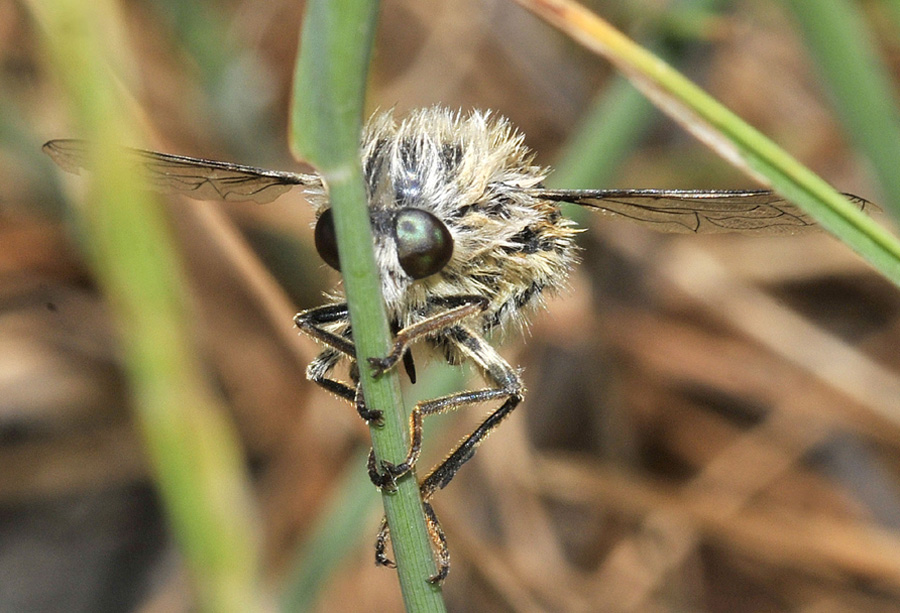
368 295 488 376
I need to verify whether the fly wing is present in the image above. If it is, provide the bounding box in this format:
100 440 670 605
42 139 322 204
531 188 872 236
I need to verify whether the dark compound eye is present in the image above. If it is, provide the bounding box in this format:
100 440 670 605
394 208 453 279
314 208 340 272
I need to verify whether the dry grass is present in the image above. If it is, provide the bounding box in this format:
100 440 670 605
2 0 900 611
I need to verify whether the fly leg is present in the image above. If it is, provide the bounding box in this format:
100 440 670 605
375 325 523 584
367 295 488 376
294 303 380 422
375 499 449 582
364 295 489 489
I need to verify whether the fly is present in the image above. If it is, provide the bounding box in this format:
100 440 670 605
43 107 871 584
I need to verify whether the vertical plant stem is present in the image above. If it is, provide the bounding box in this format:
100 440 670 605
279 364 464 611
290 0 448 609
30 1 267 611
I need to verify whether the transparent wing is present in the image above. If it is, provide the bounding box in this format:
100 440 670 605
531 188 872 236
42 139 322 204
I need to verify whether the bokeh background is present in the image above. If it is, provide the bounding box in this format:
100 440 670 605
3 0 900 611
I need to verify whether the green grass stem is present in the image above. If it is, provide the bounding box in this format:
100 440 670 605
514 0 900 287
30 1 267 611
786 0 900 222
290 0 448 609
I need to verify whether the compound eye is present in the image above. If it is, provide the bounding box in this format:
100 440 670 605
394 208 453 280
314 208 341 272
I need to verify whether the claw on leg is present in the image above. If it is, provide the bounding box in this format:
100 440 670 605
368 355 394 378
367 449 401 491
355 388 383 424
374 517 395 569
373 503 449 586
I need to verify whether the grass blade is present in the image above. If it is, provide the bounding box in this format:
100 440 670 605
29 1 267 611
786 0 900 222
290 0 448 609
513 0 900 286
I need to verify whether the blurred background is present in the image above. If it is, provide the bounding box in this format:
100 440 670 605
3 0 900 611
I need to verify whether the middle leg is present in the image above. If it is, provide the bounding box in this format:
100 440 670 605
372 324 523 489
374 326 524 583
